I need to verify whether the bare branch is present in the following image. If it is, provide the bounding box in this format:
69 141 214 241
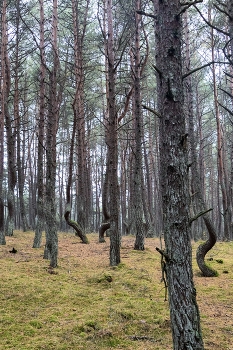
118 87 133 123
194 5 229 36
213 3 230 18
218 101 233 118
219 87 233 100
223 39 233 65
189 208 213 225
178 0 203 14
180 0 202 5
136 10 156 19
142 104 161 118
183 61 215 78
156 247 171 262
117 117 134 131
152 64 162 78
183 61 230 79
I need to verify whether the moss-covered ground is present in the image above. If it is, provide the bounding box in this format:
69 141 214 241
0 231 232 349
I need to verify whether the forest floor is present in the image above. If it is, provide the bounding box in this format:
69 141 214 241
0 231 233 350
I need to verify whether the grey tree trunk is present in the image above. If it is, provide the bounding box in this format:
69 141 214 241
183 11 217 277
33 0 46 248
133 0 145 251
0 0 6 245
106 0 120 266
4 4 16 237
43 0 59 268
15 0 29 233
155 1 204 349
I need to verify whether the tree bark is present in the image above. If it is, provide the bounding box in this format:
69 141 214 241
183 11 217 277
133 0 145 251
44 0 59 268
3 0 16 237
106 0 120 266
33 0 46 248
14 0 29 233
72 0 92 232
155 1 204 348
209 8 231 240
0 0 6 244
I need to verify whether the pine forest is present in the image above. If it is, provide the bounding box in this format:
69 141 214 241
1 1 233 349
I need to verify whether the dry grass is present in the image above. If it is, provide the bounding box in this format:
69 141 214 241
0 231 233 350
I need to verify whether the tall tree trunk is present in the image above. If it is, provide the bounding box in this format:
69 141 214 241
0 0 6 244
210 11 230 240
183 11 217 277
155 1 204 348
72 0 92 232
106 0 120 266
14 0 29 232
44 0 59 268
3 0 16 237
64 54 88 243
133 0 145 251
33 0 46 248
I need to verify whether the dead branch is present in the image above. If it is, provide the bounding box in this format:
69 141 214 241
142 104 161 118
194 5 229 36
189 208 213 225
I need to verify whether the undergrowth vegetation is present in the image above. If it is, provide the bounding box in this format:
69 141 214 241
0 231 233 349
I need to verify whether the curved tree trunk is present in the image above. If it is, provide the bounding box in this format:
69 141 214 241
64 2 89 245
99 166 110 243
196 216 217 277
64 210 89 244
183 11 217 277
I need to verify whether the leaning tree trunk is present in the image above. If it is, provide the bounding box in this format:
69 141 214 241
155 1 204 349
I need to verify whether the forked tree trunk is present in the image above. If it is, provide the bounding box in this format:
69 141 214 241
155 1 204 348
